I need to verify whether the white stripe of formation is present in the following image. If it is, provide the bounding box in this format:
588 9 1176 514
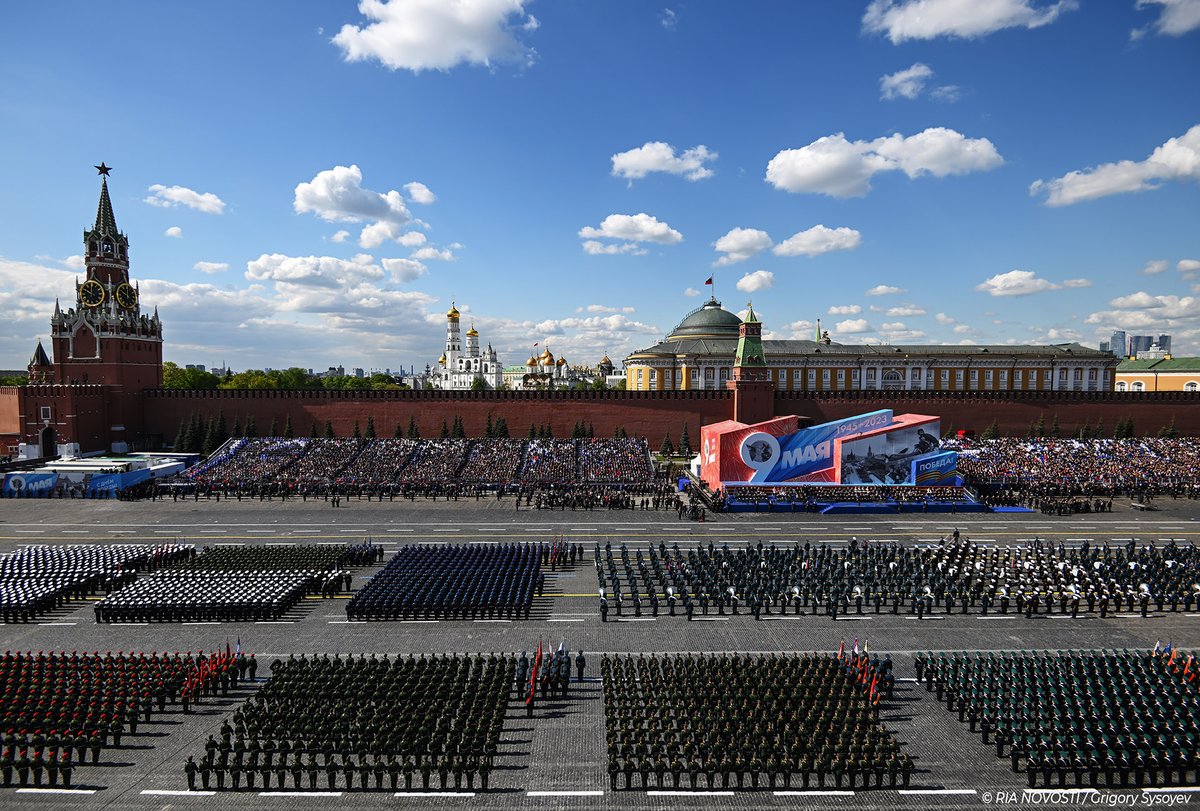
900 789 977 795
141 789 216 796
258 791 343 796
394 792 476 797
16 788 97 794
527 790 605 796
774 790 855 796
647 790 736 796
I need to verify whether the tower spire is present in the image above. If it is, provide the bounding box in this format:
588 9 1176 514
93 172 119 238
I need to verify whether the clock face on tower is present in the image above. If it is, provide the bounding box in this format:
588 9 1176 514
80 279 106 308
115 282 138 309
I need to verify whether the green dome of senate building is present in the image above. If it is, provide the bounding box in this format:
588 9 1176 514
667 297 743 340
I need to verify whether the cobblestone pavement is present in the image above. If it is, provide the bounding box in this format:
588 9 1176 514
0 499 1196 809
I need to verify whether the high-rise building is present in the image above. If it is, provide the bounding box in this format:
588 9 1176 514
1109 330 1127 357
1157 334 1172 353
1098 341 1110 353
1129 335 1155 355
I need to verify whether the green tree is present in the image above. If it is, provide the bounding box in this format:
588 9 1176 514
1034 414 1047 438
268 417 278 437
544 423 553 439
440 420 450 439
231 416 241 439
283 415 295 439
244 415 257 439
1092 417 1104 439
451 415 465 438
485 414 494 438
173 415 189 451
660 432 674 456
495 418 509 438
365 416 376 438
1157 416 1178 439
590 377 609 391
324 420 335 438
980 419 999 440
162 362 220 390
679 422 692 456
407 416 420 439
201 416 218 455
393 420 404 439
219 370 279 390
470 376 489 391
529 423 537 439
615 378 628 390
310 421 319 438
1049 414 1060 439
352 420 362 439
1076 420 1090 440
211 409 229 450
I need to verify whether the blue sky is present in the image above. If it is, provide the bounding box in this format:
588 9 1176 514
1 0 1198 372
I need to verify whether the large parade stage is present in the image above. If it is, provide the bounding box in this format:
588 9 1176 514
0 498 1196 810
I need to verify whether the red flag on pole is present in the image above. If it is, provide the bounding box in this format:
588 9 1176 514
704 276 713 285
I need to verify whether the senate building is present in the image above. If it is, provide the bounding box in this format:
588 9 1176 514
623 297 1119 393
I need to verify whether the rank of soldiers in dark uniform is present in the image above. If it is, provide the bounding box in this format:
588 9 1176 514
186 653 510 792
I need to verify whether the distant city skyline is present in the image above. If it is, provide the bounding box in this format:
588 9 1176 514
1 1 1197 372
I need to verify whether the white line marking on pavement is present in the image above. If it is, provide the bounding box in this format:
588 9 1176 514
616 617 657 622
16 787 97 794
142 789 216 796
387 529 414 532
905 616 944 620
15 530 44 534
527 790 604 796
648 790 736 796
978 616 1015 620
339 529 367 533
62 530 89 534
255 621 295 624
474 619 512 623
548 618 585 622
259 791 344 797
900 789 977 795
328 621 366 624
774 790 855 796
38 622 76 626
182 622 221 625
693 617 729 621
394 792 475 797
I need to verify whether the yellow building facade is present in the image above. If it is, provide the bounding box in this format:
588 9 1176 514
1116 358 1200 392
625 298 1119 393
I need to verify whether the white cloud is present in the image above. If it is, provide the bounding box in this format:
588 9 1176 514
403 181 437 204
886 304 926 317
331 230 351 243
828 304 862 315
975 269 1062 296
60 255 85 270
332 0 538 73
1061 278 1092 288
145 185 227 215
1110 291 1163 309
396 231 427 247
766 127 1003 198
683 287 701 297
582 240 647 256
660 8 678 29
879 322 927 342
736 270 775 293
930 85 962 102
935 312 956 324
773 224 862 257
1140 260 1169 275
193 261 229 274
1177 258 1200 276
1085 294 1200 352
412 245 455 261
863 0 1078 43
294 164 421 251
1030 124 1200 206
865 284 906 296
880 63 933 100
611 142 717 182
164 226 183 238
576 304 636 314
382 257 428 282
953 324 975 334
712 227 772 266
1133 0 1200 38
578 213 683 254
836 318 872 334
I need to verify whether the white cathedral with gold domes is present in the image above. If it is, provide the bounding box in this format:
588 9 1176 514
428 303 504 390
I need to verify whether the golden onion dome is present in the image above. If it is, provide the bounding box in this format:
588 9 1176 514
466 322 479 337
446 302 460 320
438 353 447 365
600 354 612 365
556 357 567 366
526 355 537 367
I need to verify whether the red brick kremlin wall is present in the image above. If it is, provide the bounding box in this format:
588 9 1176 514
140 388 1200 446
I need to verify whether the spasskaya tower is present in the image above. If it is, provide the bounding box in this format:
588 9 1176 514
49 163 163 387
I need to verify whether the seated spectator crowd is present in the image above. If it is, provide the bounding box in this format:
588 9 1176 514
162 437 655 500
595 536 1200 620
603 652 909 790
916 648 1200 788
954 438 1200 504
0 649 238 788
346 543 542 620
185 653 511 792
717 485 968 510
94 544 379 623
0 544 193 623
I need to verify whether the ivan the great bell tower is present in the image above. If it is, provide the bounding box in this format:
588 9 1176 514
49 164 163 388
